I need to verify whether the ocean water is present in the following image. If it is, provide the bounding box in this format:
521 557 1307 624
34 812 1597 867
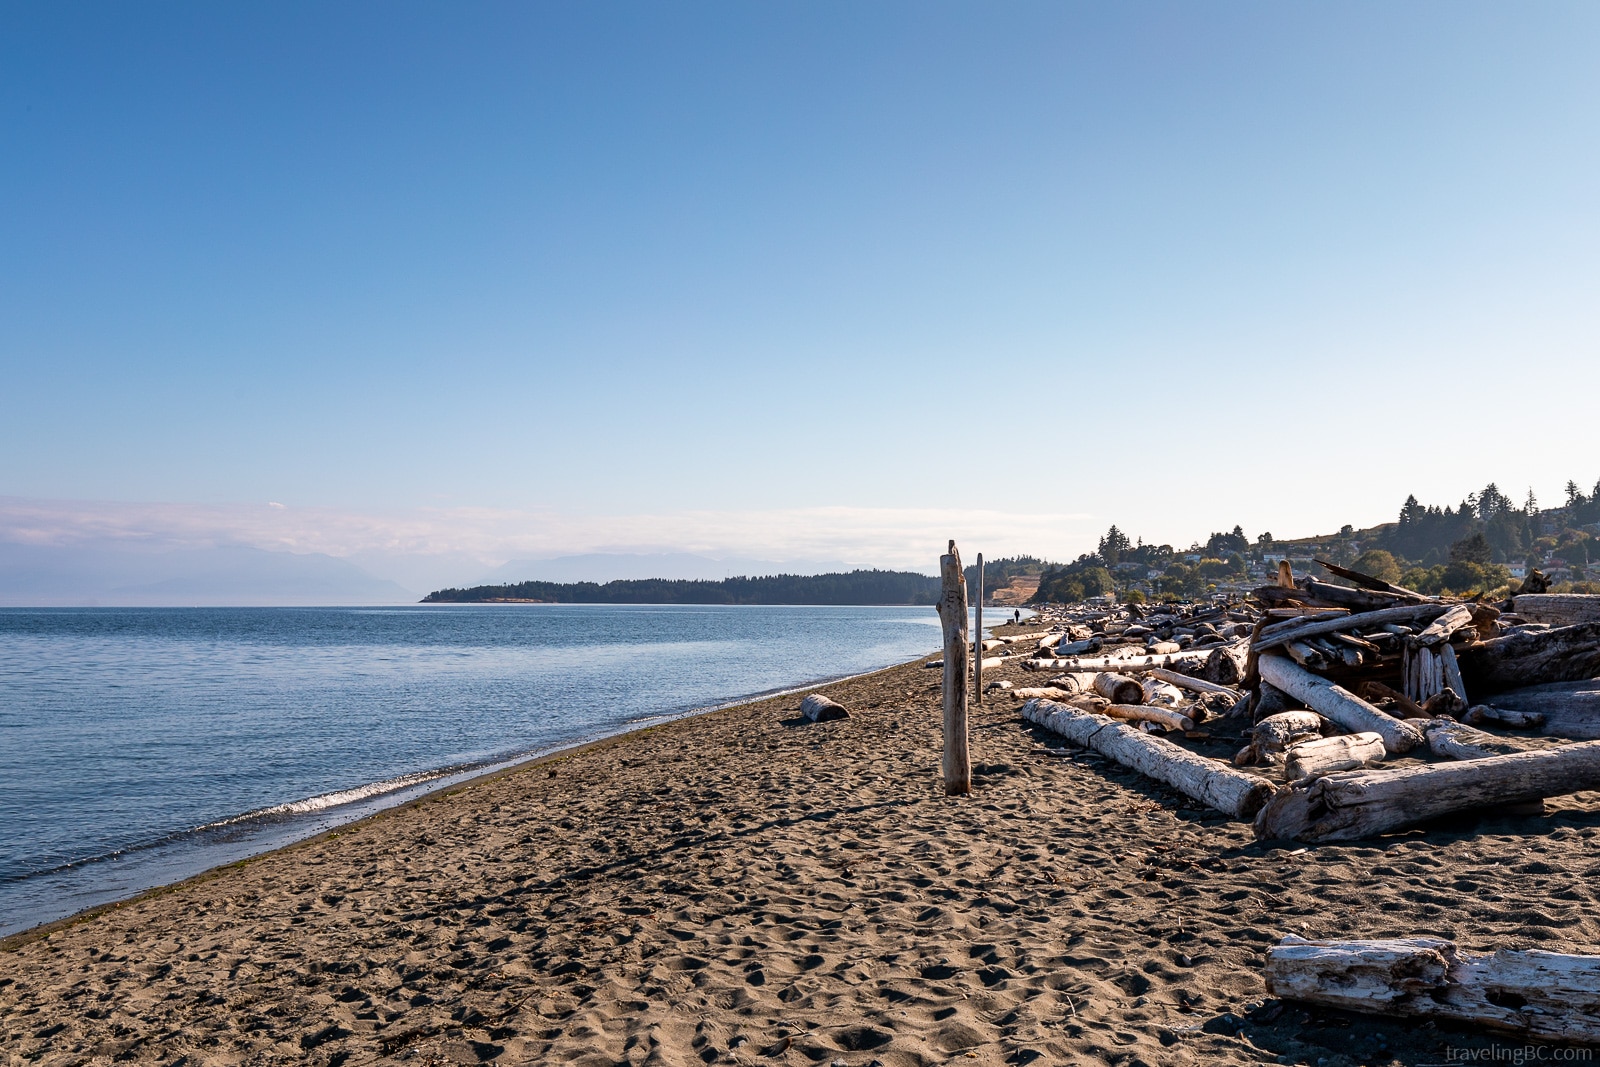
0 603 1011 938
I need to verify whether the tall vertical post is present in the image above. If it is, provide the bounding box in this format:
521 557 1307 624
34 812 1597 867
937 540 972 796
974 553 984 705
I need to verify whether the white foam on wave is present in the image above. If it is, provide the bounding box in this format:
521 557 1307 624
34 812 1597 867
200 768 462 829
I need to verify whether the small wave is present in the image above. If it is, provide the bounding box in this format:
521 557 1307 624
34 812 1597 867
199 767 472 829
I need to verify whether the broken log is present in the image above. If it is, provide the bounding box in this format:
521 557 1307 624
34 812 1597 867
1138 676 1186 707
1465 703 1547 730
1264 936 1600 1042
1043 672 1096 695
1459 622 1600 695
1283 732 1384 781
1258 654 1424 754
799 693 849 722
1021 698 1274 819
1254 738 1600 842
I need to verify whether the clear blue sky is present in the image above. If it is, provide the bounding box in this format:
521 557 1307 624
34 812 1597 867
3 3 1598 578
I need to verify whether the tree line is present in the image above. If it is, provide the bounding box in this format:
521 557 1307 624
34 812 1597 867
423 569 945 605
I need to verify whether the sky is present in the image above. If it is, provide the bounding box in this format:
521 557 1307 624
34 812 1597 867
3 2 1598 590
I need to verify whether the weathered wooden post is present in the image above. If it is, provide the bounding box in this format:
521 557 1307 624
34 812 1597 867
937 540 972 795
974 552 984 705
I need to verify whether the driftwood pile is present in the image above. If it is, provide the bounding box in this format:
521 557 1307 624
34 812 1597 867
1018 565 1600 843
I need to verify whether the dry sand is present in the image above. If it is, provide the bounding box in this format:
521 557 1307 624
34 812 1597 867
6 624 1600 1066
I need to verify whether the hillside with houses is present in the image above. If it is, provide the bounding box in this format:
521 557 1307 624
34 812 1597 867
1029 480 1600 605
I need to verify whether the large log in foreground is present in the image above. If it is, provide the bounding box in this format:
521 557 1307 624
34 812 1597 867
1513 594 1600 627
1254 738 1600 842
1265 936 1600 1043
1021 698 1273 819
1460 622 1600 695
1258 654 1424 754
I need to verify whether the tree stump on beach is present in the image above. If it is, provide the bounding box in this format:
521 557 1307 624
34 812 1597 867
936 541 972 796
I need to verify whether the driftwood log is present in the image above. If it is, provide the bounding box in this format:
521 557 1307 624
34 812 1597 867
1254 603 1448 651
1026 650 1212 673
1480 678 1600 738
1424 719 1562 760
1093 672 1145 704
1102 703 1194 732
1460 622 1600 695
1138 676 1186 708
1148 667 1237 699
1258 654 1424 754
1513 594 1600 627
1265 936 1600 1042
1021 698 1273 819
1235 711 1324 767
1043 672 1096 695
1203 641 1250 685
799 693 849 722
1283 732 1384 780
1255 738 1600 842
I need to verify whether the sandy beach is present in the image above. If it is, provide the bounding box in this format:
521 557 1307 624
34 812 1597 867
6 624 1600 1066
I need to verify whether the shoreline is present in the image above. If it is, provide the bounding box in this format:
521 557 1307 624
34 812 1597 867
6 619 1597 1066
0 651 942 951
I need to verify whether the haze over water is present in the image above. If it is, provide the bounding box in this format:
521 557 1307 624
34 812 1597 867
0 603 1000 937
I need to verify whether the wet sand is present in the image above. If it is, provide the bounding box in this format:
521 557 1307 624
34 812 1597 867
5 627 1600 1066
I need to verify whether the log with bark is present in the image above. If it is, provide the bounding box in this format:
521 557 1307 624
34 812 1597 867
1254 738 1600 842
1283 732 1384 781
1021 698 1274 819
1459 622 1600 695
1257 654 1425 754
799 693 849 722
1265 936 1600 1043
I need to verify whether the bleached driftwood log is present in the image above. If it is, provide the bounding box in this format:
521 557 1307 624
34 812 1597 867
1460 622 1600 695
1235 711 1324 767
1043 672 1096 695
1513 594 1600 628
1424 719 1563 760
1021 698 1274 819
1025 650 1212 673
1093 672 1145 704
1283 732 1384 781
1478 678 1600 738
1011 686 1078 701
1254 739 1600 842
1258 654 1425 754
1101 703 1194 732
1265 936 1600 1042
799 693 849 722
1148 667 1237 699
1465 704 1546 729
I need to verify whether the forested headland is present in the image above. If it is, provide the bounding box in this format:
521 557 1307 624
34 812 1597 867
423 569 945 605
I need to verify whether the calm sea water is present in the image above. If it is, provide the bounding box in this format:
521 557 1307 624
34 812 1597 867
0 604 1015 938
